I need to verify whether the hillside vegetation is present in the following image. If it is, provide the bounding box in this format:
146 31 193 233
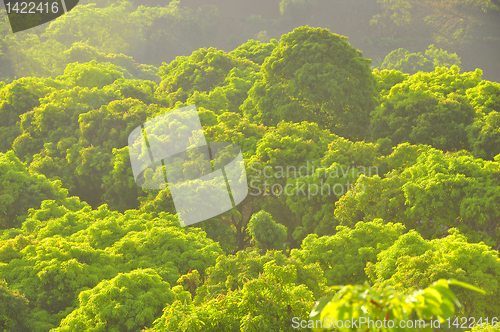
0 1 500 331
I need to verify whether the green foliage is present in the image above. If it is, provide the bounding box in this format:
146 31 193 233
370 66 483 152
380 45 461 74
425 45 462 68
0 151 67 229
469 324 500 332
156 47 258 105
371 90 474 152
229 39 278 65
468 111 500 160
0 21 500 332
106 221 224 285
465 80 500 159
61 42 160 82
247 211 287 251
0 199 222 330
13 85 153 207
381 65 482 99
366 230 500 320
57 60 125 89
0 77 57 152
0 280 29 332
284 162 359 240
284 137 384 240
466 80 500 117
203 111 266 157
335 146 500 246
0 239 115 330
199 248 326 298
111 78 158 104
380 48 434 74
102 146 145 212
245 121 337 246
54 269 174 332
321 137 383 169
291 220 404 286
187 67 261 114
310 279 484 332
242 26 376 141
372 68 409 101
153 249 325 332
176 269 202 298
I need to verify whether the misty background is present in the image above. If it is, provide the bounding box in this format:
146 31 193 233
1 0 499 82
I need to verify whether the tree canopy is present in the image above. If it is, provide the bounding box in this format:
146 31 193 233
0 21 499 331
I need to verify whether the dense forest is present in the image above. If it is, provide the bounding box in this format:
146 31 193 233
1 0 500 331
